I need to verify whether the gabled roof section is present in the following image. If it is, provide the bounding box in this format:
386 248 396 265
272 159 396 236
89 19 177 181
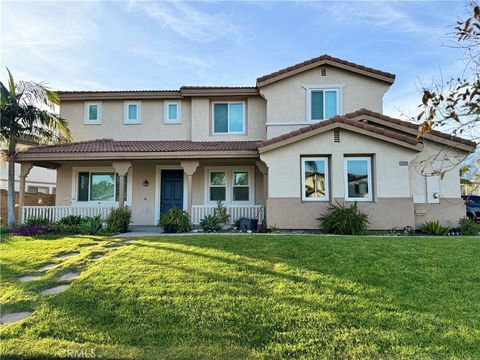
258 109 477 153
256 54 396 87
258 115 422 153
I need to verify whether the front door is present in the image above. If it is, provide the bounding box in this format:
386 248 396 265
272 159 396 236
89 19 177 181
160 170 184 215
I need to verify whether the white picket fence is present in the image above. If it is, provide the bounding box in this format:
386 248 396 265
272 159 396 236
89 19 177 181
22 206 116 224
191 205 264 225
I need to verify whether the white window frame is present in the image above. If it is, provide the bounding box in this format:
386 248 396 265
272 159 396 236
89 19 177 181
232 171 251 202
71 166 133 206
344 157 373 202
164 101 182 124
301 157 329 201
204 166 254 205
303 84 344 122
84 102 102 124
124 101 141 124
212 101 246 134
208 171 227 203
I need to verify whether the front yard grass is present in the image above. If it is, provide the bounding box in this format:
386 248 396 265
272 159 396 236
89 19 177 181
1 234 479 359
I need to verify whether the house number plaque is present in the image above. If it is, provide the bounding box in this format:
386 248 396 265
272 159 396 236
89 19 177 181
399 161 409 166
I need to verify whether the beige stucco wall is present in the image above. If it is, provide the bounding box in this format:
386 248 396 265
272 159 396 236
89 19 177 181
414 199 465 228
61 96 266 142
61 99 192 141
261 129 418 200
267 197 415 230
260 66 390 138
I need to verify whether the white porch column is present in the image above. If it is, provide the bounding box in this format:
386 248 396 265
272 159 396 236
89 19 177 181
256 160 268 226
112 161 132 208
18 162 33 224
180 160 200 215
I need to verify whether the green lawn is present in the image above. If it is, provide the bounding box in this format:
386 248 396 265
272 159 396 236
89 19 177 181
1 235 479 359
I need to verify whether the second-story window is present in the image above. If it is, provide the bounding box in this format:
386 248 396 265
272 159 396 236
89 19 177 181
124 101 141 124
304 85 342 122
212 102 245 134
164 101 181 123
84 102 102 124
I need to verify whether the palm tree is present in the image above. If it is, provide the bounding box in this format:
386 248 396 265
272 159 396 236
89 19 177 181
0 69 71 226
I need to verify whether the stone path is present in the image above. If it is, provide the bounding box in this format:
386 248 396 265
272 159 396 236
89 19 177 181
41 285 70 296
0 312 32 324
7 244 106 323
57 252 80 259
58 272 80 281
124 240 136 244
37 263 58 271
19 275 42 283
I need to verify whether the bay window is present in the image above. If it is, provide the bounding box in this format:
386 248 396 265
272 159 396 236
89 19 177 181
301 157 329 201
344 157 373 201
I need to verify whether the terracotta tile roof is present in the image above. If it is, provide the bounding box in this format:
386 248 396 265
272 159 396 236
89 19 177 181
22 139 259 154
256 54 396 86
258 115 419 148
347 109 477 148
258 109 477 150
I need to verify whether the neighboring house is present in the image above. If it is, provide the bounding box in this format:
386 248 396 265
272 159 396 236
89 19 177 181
1 142 56 195
14 55 476 229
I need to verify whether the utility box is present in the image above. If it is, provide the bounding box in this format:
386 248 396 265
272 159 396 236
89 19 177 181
239 218 258 232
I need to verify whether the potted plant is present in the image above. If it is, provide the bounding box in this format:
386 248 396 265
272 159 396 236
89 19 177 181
158 207 192 233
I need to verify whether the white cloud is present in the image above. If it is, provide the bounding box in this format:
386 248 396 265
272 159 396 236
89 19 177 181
128 1 254 44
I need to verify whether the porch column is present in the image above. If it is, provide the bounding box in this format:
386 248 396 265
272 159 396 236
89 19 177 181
180 160 200 215
256 160 268 226
18 162 33 224
112 161 132 208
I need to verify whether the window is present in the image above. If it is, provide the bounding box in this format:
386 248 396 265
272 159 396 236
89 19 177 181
84 102 102 124
27 186 49 194
304 85 343 122
209 172 226 201
301 157 329 201
124 101 141 124
213 102 245 134
205 167 254 204
344 157 372 201
77 172 127 202
233 172 249 201
164 102 181 123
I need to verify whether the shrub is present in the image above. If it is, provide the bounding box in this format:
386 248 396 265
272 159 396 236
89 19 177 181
55 224 83 235
11 224 56 236
0 223 11 235
158 207 192 233
25 217 51 226
80 215 103 235
57 215 83 226
458 217 480 236
317 202 369 235
420 220 449 235
105 207 132 233
200 214 221 232
213 201 230 224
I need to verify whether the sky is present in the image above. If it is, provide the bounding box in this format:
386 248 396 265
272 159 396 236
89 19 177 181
0 0 474 119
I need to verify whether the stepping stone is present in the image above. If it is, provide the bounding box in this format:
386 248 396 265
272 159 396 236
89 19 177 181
79 243 96 248
0 311 32 324
58 272 80 281
57 252 80 259
92 254 105 260
19 275 42 283
37 263 58 271
41 285 69 296
124 240 136 244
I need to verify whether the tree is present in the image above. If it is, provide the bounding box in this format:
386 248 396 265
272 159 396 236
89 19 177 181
417 2 479 142
0 69 71 226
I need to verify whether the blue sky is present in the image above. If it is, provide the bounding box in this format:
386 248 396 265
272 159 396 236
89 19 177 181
1 1 472 118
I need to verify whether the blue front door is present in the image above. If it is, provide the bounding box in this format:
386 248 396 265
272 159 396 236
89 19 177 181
160 170 184 215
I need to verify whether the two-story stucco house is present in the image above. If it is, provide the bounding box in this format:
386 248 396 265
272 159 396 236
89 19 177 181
14 55 476 230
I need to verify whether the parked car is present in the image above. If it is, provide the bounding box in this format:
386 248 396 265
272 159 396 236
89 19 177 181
462 195 480 223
